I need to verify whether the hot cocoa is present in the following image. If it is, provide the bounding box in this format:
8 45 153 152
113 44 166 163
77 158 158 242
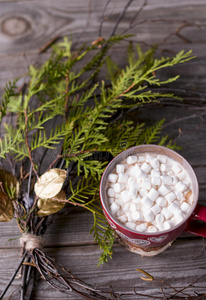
106 153 193 233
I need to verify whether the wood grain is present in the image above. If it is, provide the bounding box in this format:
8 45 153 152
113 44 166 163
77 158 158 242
0 0 205 55
0 1 206 299
0 239 205 299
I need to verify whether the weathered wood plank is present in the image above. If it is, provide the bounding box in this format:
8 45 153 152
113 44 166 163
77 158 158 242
0 239 205 299
0 1 206 299
0 0 206 55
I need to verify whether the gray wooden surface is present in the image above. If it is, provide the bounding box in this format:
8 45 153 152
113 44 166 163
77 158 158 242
0 0 206 299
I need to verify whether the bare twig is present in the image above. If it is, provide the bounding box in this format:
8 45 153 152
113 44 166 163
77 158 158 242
99 0 112 37
38 36 60 53
0 251 27 300
122 0 147 34
24 109 39 179
110 0 134 37
162 112 206 129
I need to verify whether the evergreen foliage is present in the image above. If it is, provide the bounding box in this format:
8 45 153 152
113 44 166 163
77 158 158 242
0 35 193 263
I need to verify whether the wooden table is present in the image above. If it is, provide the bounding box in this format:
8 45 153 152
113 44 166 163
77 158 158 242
0 1 206 299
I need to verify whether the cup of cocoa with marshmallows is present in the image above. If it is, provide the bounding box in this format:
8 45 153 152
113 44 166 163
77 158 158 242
100 145 206 256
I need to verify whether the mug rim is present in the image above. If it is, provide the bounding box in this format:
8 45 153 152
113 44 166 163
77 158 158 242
99 144 199 236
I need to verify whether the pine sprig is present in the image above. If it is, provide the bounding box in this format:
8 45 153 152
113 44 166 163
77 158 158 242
104 120 144 156
0 80 18 123
68 176 99 204
90 212 116 266
0 130 22 158
142 119 165 144
68 177 116 264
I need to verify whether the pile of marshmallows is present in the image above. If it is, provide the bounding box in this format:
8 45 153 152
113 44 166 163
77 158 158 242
107 153 193 233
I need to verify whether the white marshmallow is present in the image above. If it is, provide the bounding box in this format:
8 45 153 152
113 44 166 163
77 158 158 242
156 196 167 207
175 210 185 224
158 185 170 196
175 181 188 192
109 183 115 189
128 184 138 199
126 222 136 230
132 181 140 190
110 202 119 214
116 208 124 216
127 155 137 164
151 170 160 177
116 164 125 174
138 155 145 162
161 175 173 185
141 196 153 208
147 188 159 201
181 202 191 214
115 198 123 206
136 223 147 232
162 207 173 220
141 206 149 215
172 164 182 174
141 162 151 173
172 175 179 185
136 169 147 180
165 192 176 204
176 191 184 201
150 158 160 169
118 173 128 184
127 176 135 185
131 211 143 221
151 204 161 215
118 215 127 223
168 203 180 214
164 221 172 230
129 202 138 212
108 198 115 205
177 171 186 181
173 200 180 206
139 188 148 198
146 154 154 163
151 177 161 185
107 188 115 197
126 212 133 222
132 195 142 204
157 223 165 231
183 178 191 185
155 213 165 224
128 165 140 177
148 225 158 232
122 202 130 212
121 190 130 203
142 179 152 190
157 155 167 164
108 173 118 183
144 211 154 222
160 164 171 172
114 183 124 193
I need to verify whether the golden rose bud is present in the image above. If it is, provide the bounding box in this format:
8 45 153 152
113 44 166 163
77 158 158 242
34 169 66 199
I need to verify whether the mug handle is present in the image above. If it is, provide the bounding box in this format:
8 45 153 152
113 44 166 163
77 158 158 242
185 204 206 237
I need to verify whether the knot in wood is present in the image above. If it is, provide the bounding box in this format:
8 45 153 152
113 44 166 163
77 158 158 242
1 16 31 37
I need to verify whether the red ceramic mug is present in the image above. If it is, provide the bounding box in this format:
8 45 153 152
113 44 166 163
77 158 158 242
100 145 206 256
